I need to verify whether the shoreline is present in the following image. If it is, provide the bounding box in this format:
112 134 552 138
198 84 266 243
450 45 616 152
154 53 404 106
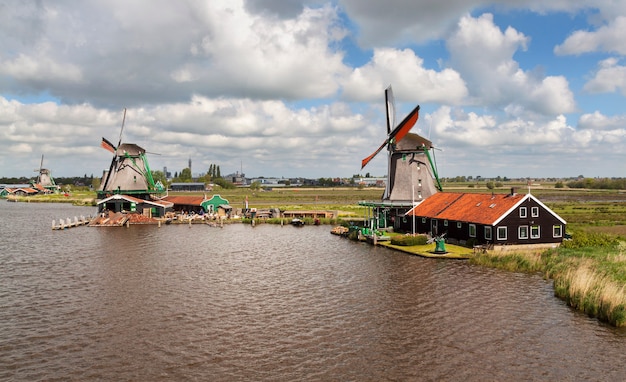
7 195 626 327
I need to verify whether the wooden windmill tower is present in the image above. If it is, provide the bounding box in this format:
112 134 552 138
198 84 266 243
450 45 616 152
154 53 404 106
97 109 163 199
361 86 442 203
359 86 442 232
33 154 59 192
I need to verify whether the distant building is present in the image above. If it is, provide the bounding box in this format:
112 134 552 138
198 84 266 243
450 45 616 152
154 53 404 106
170 182 206 192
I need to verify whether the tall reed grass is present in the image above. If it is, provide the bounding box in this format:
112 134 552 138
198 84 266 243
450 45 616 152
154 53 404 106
470 235 626 327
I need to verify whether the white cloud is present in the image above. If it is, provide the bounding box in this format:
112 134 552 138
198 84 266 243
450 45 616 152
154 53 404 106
555 16 626 55
447 13 576 116
583 58 626 95
342 48 467 104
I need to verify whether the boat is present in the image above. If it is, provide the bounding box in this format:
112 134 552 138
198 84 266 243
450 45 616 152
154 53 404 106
290 218 305 226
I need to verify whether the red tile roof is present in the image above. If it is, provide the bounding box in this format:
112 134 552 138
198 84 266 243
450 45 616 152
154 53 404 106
407 192 526 225
160 195 207 206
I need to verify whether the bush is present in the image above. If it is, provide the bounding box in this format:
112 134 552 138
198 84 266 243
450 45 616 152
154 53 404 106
391 234 428 246
561 230 621 249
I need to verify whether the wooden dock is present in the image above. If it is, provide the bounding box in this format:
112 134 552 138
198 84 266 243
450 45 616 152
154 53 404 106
52 216 92 230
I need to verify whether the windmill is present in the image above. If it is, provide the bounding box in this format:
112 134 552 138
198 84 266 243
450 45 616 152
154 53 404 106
33 154 58 190
361 86 442 203
97 109 162 199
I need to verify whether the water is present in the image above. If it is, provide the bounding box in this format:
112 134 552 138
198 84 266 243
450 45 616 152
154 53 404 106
1 201 625 381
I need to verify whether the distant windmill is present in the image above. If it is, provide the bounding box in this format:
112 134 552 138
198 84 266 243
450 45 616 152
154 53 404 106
33 154 58 189
97 109 163 199
361 86 442 202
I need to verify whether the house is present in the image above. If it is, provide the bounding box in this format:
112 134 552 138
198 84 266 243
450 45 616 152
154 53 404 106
5 187 40 197
97 194 173 217
160 194 231 216
404 189 567 246
169 182 206 192
161 195 208 214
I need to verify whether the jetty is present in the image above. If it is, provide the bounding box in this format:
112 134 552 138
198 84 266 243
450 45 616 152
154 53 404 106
52 216 91 230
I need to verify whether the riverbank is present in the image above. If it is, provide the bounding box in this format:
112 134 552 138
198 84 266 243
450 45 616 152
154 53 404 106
6 189 626 327
470 230 626 327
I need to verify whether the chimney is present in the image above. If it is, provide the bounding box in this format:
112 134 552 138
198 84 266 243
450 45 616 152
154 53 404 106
510 187 518 196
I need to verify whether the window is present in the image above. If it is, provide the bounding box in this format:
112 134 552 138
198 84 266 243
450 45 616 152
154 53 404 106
485 226 492 240
457 222 462 229
531 207 539 217
519 226 528 239
530 225 540 239
422 217 426 223
444 220 448 227
469 224 476 237
497 226 507 240
519 207 527 218
553 225 562 238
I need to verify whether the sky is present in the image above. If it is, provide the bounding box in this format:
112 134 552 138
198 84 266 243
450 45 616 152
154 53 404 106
1 0 626 181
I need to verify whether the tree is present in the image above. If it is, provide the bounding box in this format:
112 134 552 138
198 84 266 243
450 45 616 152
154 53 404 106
174 168 192 182
151 170 167 187
250 181 261 191
214 177 235 189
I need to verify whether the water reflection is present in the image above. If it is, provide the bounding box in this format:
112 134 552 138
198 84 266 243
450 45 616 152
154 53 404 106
1 202 625 381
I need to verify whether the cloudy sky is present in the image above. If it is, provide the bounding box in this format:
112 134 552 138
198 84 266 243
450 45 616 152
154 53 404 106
1 0 626 180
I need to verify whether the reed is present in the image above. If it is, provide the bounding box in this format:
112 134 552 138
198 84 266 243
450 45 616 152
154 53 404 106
470 242 626 327
555 261 626 326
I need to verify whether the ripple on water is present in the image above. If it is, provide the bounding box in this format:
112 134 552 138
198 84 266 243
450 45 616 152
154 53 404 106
1 204 626 381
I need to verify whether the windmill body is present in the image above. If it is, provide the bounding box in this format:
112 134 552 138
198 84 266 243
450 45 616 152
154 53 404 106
97 109 162 200
384 132 440 203
359 86 442 232
98 143 155 197
33 154 59 192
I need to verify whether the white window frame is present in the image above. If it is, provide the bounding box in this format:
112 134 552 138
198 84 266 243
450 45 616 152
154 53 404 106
457 222 462 229
520 207 527 218
469 224 476 238
519 225 528 239
553 225 562 238
444 220 448 227
530 225 540 239
422 217 426 223
485 226 492 241
497 226 507 240
531 206 539 217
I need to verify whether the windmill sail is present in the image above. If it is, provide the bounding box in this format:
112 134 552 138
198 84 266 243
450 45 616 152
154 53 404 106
361 104 420 169
101 137 116 153
385 86 396 135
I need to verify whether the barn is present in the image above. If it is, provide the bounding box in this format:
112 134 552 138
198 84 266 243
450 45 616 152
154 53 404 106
97 194 173 217
404 189 567 246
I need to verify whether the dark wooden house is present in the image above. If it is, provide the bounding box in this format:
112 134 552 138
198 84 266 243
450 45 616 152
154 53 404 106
405 189 567 246
97 194 173 217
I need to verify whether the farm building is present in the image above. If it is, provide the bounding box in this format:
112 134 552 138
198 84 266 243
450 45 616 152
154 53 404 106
160 194 231 216
170 183 206 192
404 189 567 246
97 194 173 217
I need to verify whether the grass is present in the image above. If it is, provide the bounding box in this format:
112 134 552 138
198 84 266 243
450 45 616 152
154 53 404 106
470 237 626 326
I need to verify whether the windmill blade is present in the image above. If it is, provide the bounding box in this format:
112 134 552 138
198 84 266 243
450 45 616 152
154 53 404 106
361 140 388 169
361 104 420 169
101 137 117 153
102 109 126 192
117 108 127 147
385 86 396 135
389 104 420 144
